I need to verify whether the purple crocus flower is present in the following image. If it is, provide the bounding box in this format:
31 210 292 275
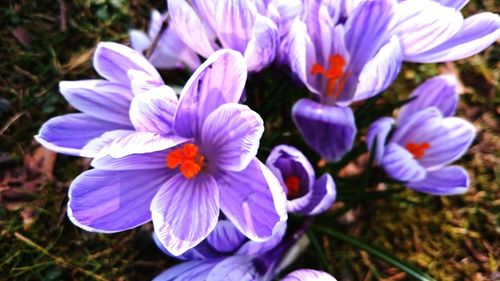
396 0 500 62
36 42 167 157
154 219 287 261
367 75 476 195
266 145 336 215
287 0 401 162
67 49 287 256
167 0 278 71
153 222 336 281
341 0 500 62
129 9 200 70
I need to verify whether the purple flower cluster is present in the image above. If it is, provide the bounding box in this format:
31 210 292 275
35 0 499 279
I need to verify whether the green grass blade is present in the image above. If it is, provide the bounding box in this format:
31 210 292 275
312 225 435 281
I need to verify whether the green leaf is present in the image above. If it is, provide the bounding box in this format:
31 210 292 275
312 225 435 281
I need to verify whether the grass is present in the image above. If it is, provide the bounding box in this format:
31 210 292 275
0 0 498 280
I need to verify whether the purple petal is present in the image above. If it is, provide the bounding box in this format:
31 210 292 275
59 80 133 126
218 159 287 241
366 117 395 163
283 269 337 281
214 0 256 52
433 0 469 10
381 143 426 182
292 99 356 162
206 256 258 281
93 42 162 86
82 129 134 157
287 19 318 95
345 0 396 72
129 85 178 133
201 104 263 172
265 144 315 212
397 0 463 58
91 150 167 171
392 108 475 168
407 12 500 63
168 0 217 58
206 220 246 254
153 259 221 281
352 36 402 103
244 15 278 72
237 220 287 256
107 132 188 158
302 173 336 216
156 23 202 71
411 117 476 168
68 168 171 232
173 49 247 139
399 75 458 121
129 29 151 53
151 173 220 256
407 165 469 195
35 113 131 157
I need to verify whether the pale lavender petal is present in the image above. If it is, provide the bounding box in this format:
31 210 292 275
168 0 217 58
287 19 318 94
206 256 257 281
81 130 134 158
283 269 337 281
206 220 246 254
156 24 202 71
433 0 469 10
153 232 219 260
399 75 458 122
237 221 287 256
153 259 221 281
91 150 167 171
191 0 217 31
292 99 356 162
381 143 426 182
201 104 263 172
218 159 287 242
129 29 151 53
366 117 395 163
173 49 247 139
345 0 396 72
404 117 476 168
302 173 336 216
129 85 178 133
59 80 133 126
265 144 315 212
407 166 469 195
244 15 278 72
390 107 442 144
151 173 220 256
35 113 131 157
352 36 402 103
68 168 171 233
407 13 500 63
106 132 188 158
214 0 256 52
93 42 162 86
397 0 463 58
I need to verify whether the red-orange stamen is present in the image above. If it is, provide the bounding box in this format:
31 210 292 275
405 142 431 159
166 144 205 179
285 176 301 200
310 54 351 98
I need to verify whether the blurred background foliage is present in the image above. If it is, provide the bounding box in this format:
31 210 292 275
0 0 498 280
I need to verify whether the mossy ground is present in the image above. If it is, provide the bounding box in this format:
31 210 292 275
0 1 498 280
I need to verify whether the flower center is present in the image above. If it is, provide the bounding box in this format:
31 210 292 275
405 142 430 159
285 176 301 200
310 54 352 98
166 143 205 179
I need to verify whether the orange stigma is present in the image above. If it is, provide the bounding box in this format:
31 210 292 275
166 143 205 179
310 54 352 98
405 142 431 159
285 176 301 200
